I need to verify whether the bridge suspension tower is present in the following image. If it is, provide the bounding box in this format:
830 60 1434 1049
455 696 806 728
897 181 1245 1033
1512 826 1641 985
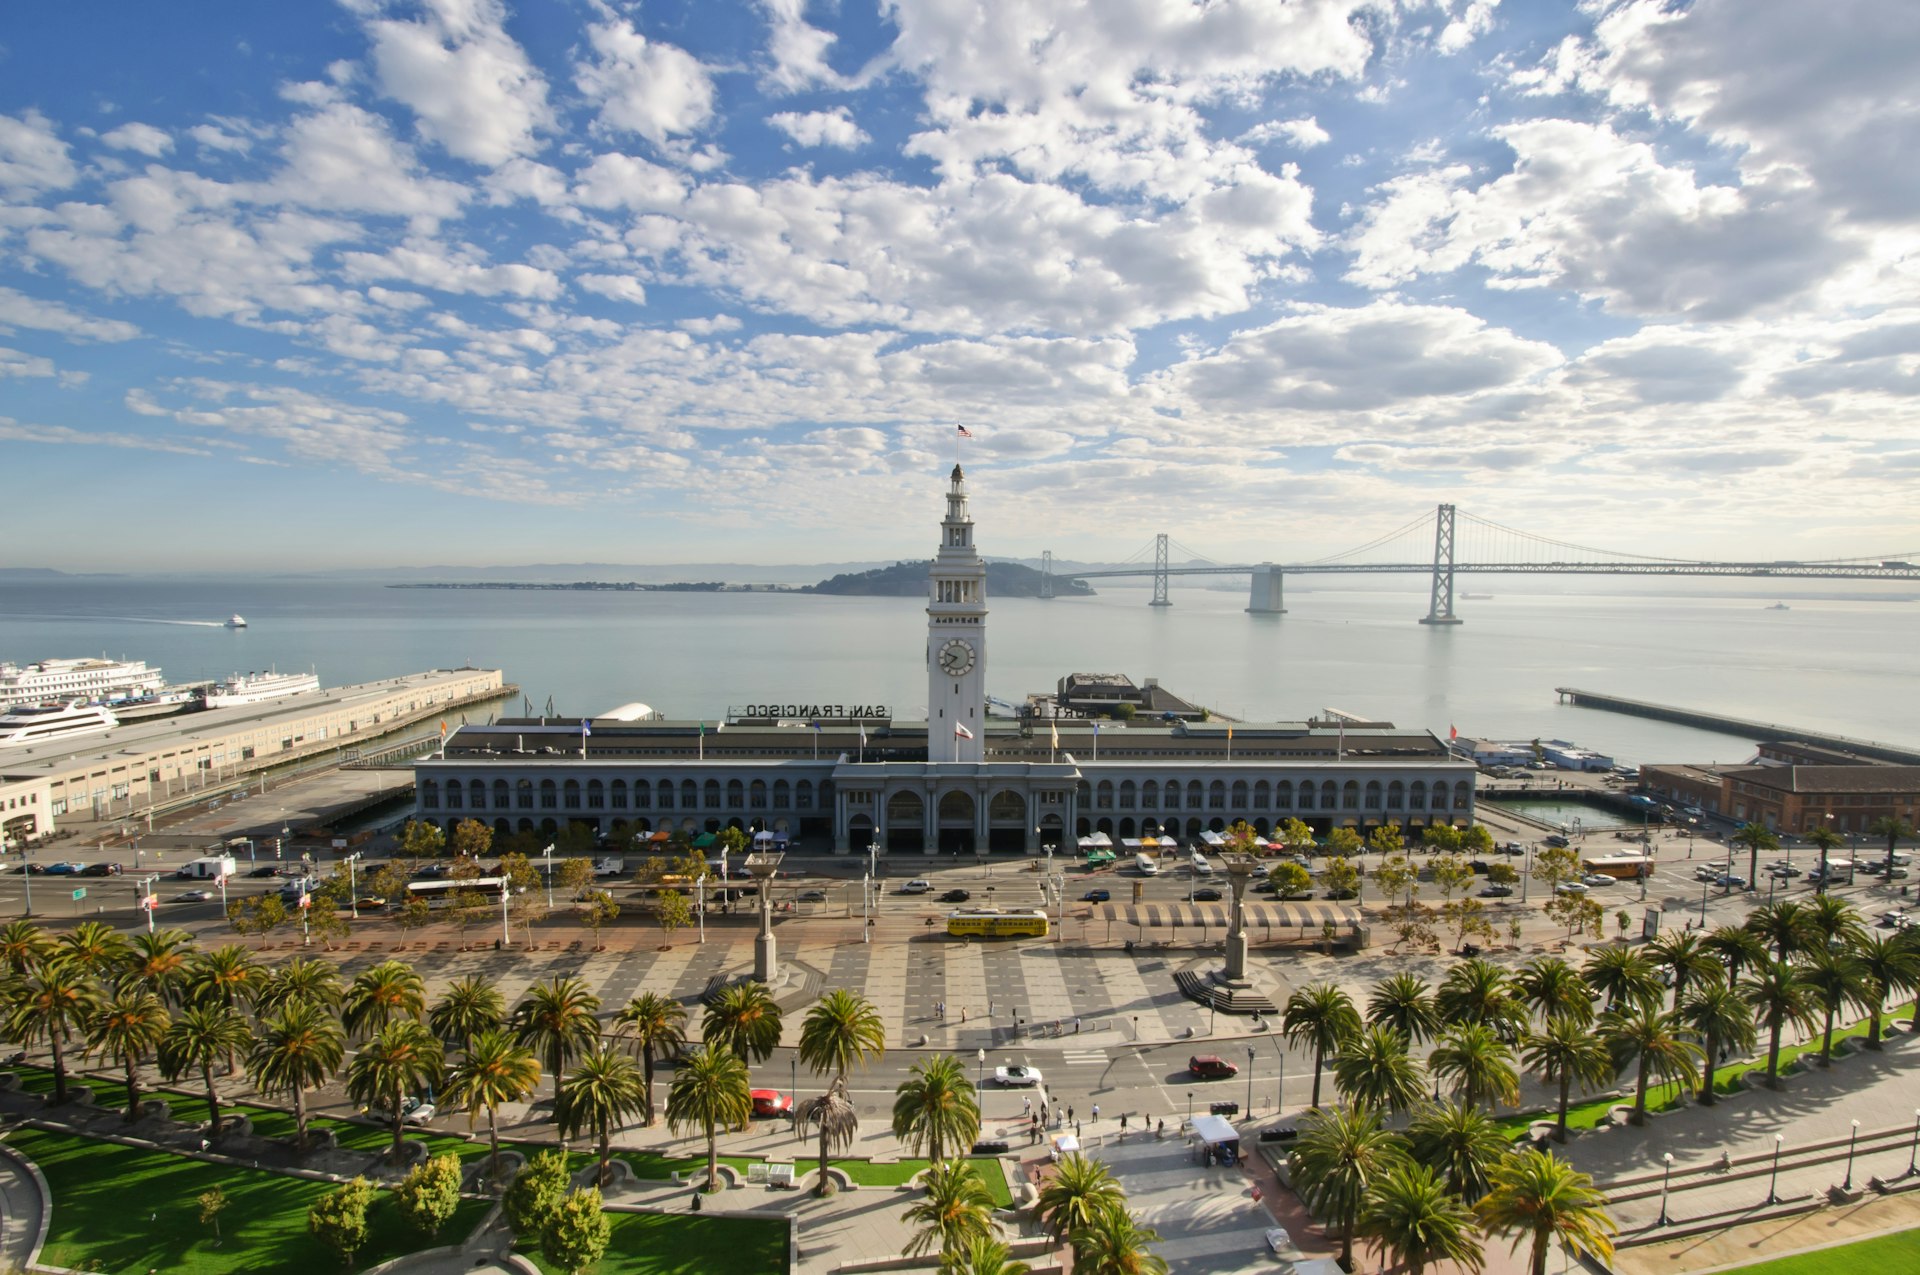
1039 550 1054 599
1421 503 1463 626
1151 534 1172 607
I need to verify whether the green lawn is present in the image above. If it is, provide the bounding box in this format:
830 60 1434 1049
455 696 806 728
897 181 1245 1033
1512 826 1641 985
1712 1226 1920 1275
523 1211 788 1275
5 1125 489 1274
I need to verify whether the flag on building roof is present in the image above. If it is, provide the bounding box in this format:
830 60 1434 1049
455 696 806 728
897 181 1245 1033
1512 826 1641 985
1050 719 1059 749
1449 725 1458 741
955 723 974 740
581 719 591 736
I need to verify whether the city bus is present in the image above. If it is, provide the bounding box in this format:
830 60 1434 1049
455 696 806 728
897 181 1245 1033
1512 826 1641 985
404 876 506 909
946 909 1049 939
1581 855 1654 881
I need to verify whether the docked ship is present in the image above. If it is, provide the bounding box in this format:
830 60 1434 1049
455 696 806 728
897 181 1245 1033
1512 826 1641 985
202 669 320 709
0 701 119 748
1 656 164 708
109 686 210 723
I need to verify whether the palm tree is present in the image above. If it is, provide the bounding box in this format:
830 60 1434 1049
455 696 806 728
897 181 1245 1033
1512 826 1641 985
1332 1024 1426 1115
83 988 170 1123
4 959 103 1102
119 929 196 1005
892 1053 980 1166
953 1236 1032 1275
1288 1103 1408 1271
611 991 685 1125
1675 983 1755 1104
346 1019 444 1163
1071 1201 1168 1275
0 919 52 976
1731 821 1779 893
1646 932 1720 1008
903 1160 1000 1270
666 1042 752 1192
1866 815 1916 882
1514 957 1593 1028
157 1004 251 1136
1366 973 1440 1044
1743 958 1817 1088
702 981 782 1064
1406 1099 1508 1201
1436 958 1525 1039
184 944 264 1012
1522 1017 1616 1143
1582 947 1661 1014
1282 982 1362 1108
57 920 132 980
1428 1023 1520 1108
1795 948 1869 1066
342 959 427 1038
1601 1005 1700 1126
429 975 506 1053
559 1046 646 1187
1806 824 1846 895
512 975 602 1111
1702 924 1769 985
444 1028 540 1180
247 1000 345 1149
1746 901 1812 963
1036 1152 1128 1240
1360 1161 1484 1275
1802 895 1867 953
1479 1149 1616 1275
255 956 344 1016
797 989 886 1195
1853 932 1920 1049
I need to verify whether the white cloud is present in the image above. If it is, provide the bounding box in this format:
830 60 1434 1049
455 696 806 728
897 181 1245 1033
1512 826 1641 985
576 274 648 306
0 111 78 195
271 103 469 220
1241 117 1330 149
767 108 869 150
574 19 716 146
189 122 254 154
1437 0 1501 56
100 122 173 157
758 0 848 92
361 0 553 166
338 238 562 298
571 152 687 212
0 346 56 378
0 287 141 341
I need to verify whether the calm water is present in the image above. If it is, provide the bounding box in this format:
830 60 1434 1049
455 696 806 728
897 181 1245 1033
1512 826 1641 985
2 578 1915 768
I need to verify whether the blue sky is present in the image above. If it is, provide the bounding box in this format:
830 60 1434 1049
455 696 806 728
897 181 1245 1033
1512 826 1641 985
2 0 1917 570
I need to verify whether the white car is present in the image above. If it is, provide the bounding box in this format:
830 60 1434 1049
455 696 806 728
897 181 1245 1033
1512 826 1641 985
1881 911 1911 929
1580 873 1615 888
400 1097 436 1125
901 879 933 894
1555 881 1588 896
994 1064 1043 1088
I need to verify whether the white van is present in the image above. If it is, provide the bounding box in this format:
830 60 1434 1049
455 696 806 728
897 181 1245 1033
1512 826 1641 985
1135 853 1159 876
1190 851 1214 877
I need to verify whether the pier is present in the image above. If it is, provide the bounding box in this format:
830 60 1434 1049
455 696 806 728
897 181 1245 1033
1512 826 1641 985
1555 687 1920 765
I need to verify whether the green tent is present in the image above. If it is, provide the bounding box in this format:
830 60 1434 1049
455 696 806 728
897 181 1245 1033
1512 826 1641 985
692 832 718 848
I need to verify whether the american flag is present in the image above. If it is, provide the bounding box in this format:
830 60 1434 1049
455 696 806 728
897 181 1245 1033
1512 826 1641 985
956 425 973 438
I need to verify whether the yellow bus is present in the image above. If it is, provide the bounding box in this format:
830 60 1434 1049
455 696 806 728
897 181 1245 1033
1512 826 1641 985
946 909 1049 939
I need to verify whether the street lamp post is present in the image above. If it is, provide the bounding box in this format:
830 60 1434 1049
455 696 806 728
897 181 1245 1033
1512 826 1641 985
1657 1153 1674 1226
1246 1047 1255 1116
543 843 555 910
1843 1119 1860 1191
976 1047 986 1094
1766 1134 1784 1205
1699 879 1710 927
1906 1108 1920 1179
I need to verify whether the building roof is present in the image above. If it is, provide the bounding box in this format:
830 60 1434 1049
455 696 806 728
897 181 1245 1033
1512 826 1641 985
1720 764 1920 795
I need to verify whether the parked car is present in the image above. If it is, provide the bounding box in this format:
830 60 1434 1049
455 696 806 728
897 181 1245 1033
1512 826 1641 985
1580 873 1615 888
994 1064 1043 1088
939 888 972 903
901 879 933 894
354 896 388 910
1188 1054 1238 1080
81 863 122 876
1555 881 1588 896
1082 888 1111 903
400 1097 436 1125
411 863 449 879
45 862 83 875
249 864 280 878
796 889 828 903
750 1089 793 1118
1479 884 1514 898
1190 887 1222 902
1544 834 1570 848
1716 873 1748 889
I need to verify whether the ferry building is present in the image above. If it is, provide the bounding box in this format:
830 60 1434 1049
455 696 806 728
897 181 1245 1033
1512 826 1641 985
413 466 1475 855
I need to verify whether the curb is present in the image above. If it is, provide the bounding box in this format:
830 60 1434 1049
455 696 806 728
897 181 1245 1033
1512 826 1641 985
0 1138 52 1275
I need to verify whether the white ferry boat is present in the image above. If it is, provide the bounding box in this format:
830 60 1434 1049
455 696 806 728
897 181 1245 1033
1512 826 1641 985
203 669 320 709
227 614 247 628
1 657 164 707
0 701 119 748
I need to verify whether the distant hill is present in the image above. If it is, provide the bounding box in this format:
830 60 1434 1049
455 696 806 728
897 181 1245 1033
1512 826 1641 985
0 567 69 578
808 560 1094 598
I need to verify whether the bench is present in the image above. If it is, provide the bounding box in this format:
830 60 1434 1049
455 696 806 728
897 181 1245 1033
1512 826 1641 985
747 1162 796 1189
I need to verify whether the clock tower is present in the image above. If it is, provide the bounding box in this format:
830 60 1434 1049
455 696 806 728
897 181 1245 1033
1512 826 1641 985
928 463 987 763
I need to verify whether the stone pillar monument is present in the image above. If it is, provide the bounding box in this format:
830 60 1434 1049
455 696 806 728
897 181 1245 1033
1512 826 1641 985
746 852 784 984
1223 855 1258 984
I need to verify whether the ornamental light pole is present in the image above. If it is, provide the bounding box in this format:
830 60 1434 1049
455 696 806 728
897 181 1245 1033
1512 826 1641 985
1905 1108 1920 1179
1843 1119 1860 1191
747 852 784 983
1765 1134 1784 1206
1657 1152 1674 1226
1245 1046 1255 1117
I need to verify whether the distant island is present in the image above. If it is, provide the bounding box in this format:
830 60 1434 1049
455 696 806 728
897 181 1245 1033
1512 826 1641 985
807 560 1093 598
389 581 797 592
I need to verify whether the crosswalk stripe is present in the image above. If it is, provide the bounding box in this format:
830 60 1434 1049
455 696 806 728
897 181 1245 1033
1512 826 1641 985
1057 1051 1107 1065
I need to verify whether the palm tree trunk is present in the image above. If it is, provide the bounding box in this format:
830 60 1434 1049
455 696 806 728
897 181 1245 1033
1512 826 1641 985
294 1083 309 1150
705 1118 718 1193
488 1106 502 1181
1699 1028 1718 1105
123 1055 142 1123
599 1120 612 1187
49 1026 67 1104
204 1063 222 1136
1310 1042 1325 1108
1632 1056 1649 1125
391 1082 407 1163
817 1111 832 1197
1339 1214 1355 1272
1766 1021 1783 1088
1555 1071 1571 1142
1820 1005 1836 1064
1869 1003 1884 1050
641 1049 655 1125
1531 1226 1550 1275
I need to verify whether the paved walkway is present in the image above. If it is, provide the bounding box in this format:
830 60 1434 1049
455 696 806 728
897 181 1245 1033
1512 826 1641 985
0 1141 45 1272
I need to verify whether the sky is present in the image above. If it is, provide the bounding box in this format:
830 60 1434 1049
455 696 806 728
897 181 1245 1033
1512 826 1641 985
2 0 1918 571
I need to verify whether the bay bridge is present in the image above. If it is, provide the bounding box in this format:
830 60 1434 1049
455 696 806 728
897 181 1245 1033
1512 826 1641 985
1035 504 1920 624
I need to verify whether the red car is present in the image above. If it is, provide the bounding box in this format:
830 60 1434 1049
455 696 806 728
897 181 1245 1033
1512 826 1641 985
1188 1054 1239 1080
750 1089 792 1118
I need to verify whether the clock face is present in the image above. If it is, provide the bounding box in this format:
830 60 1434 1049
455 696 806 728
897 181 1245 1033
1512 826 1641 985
938 638 976 676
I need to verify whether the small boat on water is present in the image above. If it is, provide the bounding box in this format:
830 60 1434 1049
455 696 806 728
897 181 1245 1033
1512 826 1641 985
226 614 248 628
1767 602 1790 610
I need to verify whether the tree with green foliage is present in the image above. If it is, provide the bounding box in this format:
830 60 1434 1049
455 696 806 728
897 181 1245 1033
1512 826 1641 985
396 1152 463 1237
797 988 886 1196
1529 846 1581 895
655 887 693 939
1794 948 1870 1066
1406 1099 1509 1202
1522 1017 1616 1144
429 975 506 1053
227 893 288 945
1743 958 1817 1088
892 1054 981 1166
448 817 494 861
1036 1152 1127 1242
1675 983 1755 1105
1730 822 1778 894
1326 827 1365 859
611 991 686 1126
505 1149 571 1238
83 988 170 1123
1288 1103 1409 1272
1461 825 1494 855
1441 897 1499 953
1853 931 1920 1049
1072 1201 1168 1275
1268 861 1314 898
308 1176 374 1266
559 1047 647 1187
1437 958 1526 1037
0 920 52 976
346 1019 444 1163
1485 861 1519 888
904 1160 1001 1269
58 920 132 979
198 1185 228 1245
1582 947 1662 1014
1333 1024 1427 1116
343 959 427 1039
1602 1005 1701 1126
1283 983 1362 1108
1702 924 1769 985
118 927 195 1005
1321 856 1361 901
1866 815 1915 882
1368 823 1405 860
255 955 344 1016
248 1000 345 1149
1422 824 1464 855
1360 1161 1485 1275
667 1043 752 1191
1429 1023 1520 1108
1477 1150 1615 1275
580 889 620 949
1803 894 1868 953
1372 854 1418 911
512 975 602 1105
1366 973 1440 1045
955 1236 1034 1275
1746 901 1814 962
445 1027 541 1181
543 1186 611 1275
1430 855 1475 903
157 1004 252 1136
1805 823 1846 893
1515 957 1593 1029
557 856 596 902
703 980 782 1064
1276 818 1316 851
398 820 447 860
1646 932 1720 1009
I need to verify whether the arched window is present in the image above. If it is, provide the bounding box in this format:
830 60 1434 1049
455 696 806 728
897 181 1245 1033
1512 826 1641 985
495 779 512 810
629 780 646 809
1431 783 1449 812
1208 780 1226 810
989 790 1025 822
1230 780 1248 810
563 779 581 809
443 782 460 809
610 779 627 809
1455 781 1472 811
470 780 486 810
1096 780 1113 809
797 780 814 810
1162 780 1180 810
1297 782 1314 810
1341 781 1358 810
1276 780 1293 809
1364 781 1381 810
727 779 744 809
1410 781 1427 810
586 779 604 810
703 779 721 810
1188 780 1204 810
1320 780 1337 810
421 781 439 809
540 779 558 809
1118 780 1136 810
516 779 533 809
657 780 674 810
681 779 697 810
774 780 791 810
1254 780 1270 809
1387 781 1404 809
1140 780 1159 809
749 779 767 808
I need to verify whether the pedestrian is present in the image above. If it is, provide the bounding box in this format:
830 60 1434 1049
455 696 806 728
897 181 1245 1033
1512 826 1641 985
961 1007 967 1023
1067 1105 1074 1124
988 999 994 1016
1091 1104 1100 1122
1023 1096 1032 1115
1075 1120 1082 1139
691 1189 702 1213
1120 1113 1128 1132
1074 1016 1081 1034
